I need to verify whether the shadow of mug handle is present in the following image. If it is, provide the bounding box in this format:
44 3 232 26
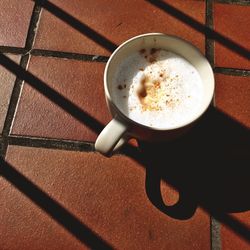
145 165 198 220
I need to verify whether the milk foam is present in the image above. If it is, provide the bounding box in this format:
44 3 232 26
112 49 204 129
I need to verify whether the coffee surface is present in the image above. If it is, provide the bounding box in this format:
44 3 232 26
112 48 204 129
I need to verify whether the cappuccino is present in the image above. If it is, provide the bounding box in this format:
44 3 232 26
112 48 204 129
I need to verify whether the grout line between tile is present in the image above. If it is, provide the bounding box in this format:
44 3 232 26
2 47 250 76
0 46 109 62
206 0 215 68
205 0 216 107
205 2 221 249
25 4 42 51
8 136 94 152
214 67 250 77
211 217 221 250
31 49 109 62
0 47 28 55
1 55 30 156
215 0 250 6
1 3 42 157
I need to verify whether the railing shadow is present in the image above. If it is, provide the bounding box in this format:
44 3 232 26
0 55 113 248
1 42 250 247
146 0 250 60
0 157 113 249
1 0 250 246
34 0 250 60
0 54 104 134
33 0 117 53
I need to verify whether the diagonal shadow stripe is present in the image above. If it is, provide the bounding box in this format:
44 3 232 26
146 0 250 61
0 157 113 249
0 54 249 244
34 0 249 62
1 1 249 244
33 0 117 53
0 54 104 134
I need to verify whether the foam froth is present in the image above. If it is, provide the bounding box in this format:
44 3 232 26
112 48 204 129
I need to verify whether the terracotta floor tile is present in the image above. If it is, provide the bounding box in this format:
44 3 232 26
221 212 250 250
11 56 111 141
214 3 250 69
215 74 250 128
34 0 205 56
0 0 34 47
0 54 21 134
2 146 210 250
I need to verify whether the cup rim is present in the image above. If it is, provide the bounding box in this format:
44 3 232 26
104 33 215 131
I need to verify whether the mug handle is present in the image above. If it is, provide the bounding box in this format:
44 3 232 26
95 117 129 156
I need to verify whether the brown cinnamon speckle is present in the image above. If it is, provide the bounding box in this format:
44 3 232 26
137 77 147 98
154 81 161 88
140 48 146 54
149 57 156 63
150 48 159 55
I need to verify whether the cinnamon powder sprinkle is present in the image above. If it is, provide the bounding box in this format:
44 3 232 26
150 48 159 55
149 57 156 63
139 48 146 54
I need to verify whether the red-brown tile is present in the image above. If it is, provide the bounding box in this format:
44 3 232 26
2 145 210 250
0 0 34 47
0 181 86 250
0 54 21 134
215 74 250 128
11 56 111 141
214 3 250 69
221 212 250 250
34 0 205 55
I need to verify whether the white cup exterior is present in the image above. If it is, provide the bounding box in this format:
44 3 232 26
95 33 214 156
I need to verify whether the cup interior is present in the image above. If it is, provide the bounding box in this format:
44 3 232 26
105 33 214 130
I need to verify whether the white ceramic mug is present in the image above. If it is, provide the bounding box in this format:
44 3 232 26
95 33 214 156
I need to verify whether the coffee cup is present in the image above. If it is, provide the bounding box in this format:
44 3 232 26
95 33 214 156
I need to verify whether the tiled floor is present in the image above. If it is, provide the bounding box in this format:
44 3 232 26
0 54 21 133
0 0 34 48
214 2 250 69
0 1 249 250
34 0 206 55
11 57 110 141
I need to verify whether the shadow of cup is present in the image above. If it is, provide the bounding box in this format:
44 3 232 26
136 107 250 219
